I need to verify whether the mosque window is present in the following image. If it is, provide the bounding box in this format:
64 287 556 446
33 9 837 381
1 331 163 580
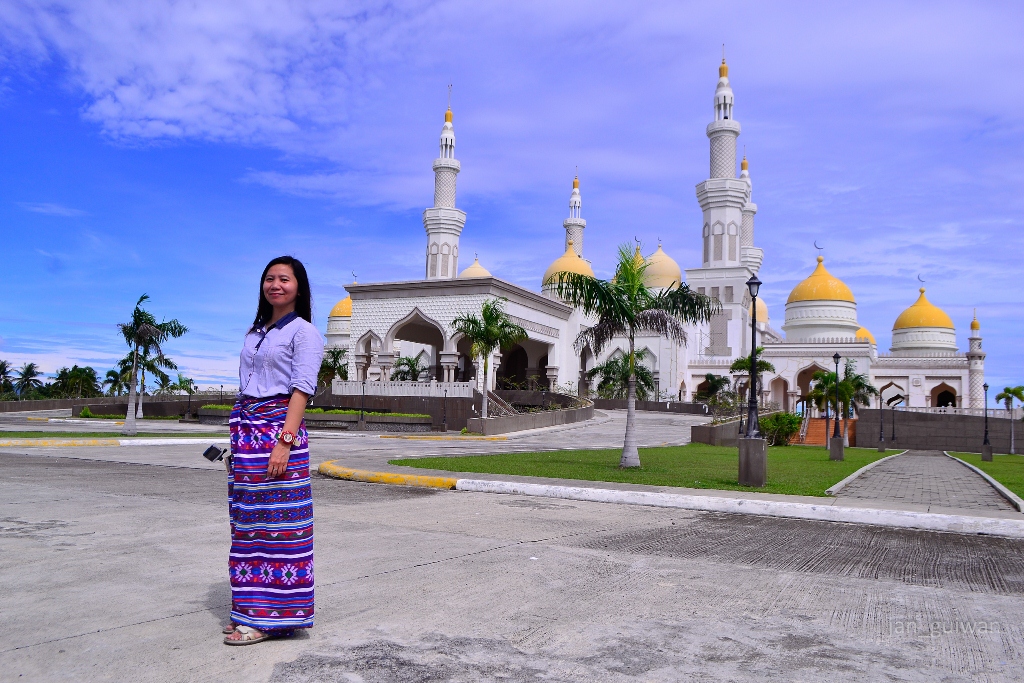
729 235 737 260
724 286 734 303
441 254 449 277
711 287 720 301
430 254 438 277
703 236 709 263
714 235 723 261
698 287 705 296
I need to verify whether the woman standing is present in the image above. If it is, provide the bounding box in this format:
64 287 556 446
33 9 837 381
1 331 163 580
224 256 324 645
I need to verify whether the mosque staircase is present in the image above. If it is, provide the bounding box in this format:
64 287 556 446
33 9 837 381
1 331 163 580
485 392 518 417
797 418 858 446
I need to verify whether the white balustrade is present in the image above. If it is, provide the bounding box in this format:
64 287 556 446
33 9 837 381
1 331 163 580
332 380 475 398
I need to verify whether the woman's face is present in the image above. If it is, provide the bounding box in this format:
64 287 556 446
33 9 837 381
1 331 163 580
263 264 298 310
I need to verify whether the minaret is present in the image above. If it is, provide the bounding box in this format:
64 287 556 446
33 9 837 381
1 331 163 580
967 313 986 409
739 155 762 271
423 105 467 279
696 57 748 269
563 176 585 256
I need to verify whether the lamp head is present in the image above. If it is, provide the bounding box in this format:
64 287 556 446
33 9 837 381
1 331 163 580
746 274 761 298
984 383 989 392
833 352 841 365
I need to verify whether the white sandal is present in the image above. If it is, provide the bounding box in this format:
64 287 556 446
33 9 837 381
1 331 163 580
223 625 270 646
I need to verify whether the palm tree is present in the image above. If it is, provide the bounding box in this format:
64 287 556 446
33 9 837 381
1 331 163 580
154 373 177 396
807 370 839 436
318 347 348 389
52 365 102 398
452 299 528 419
729 347 775 402
587 350 657 401
838 361 878 446
695 373 731 402
14 362 44 398
995 386 1024 454
390 355 427 382
117 294 187 436
134 347 177 417
0 360 14 395
547 242 719 468
103 368 130 396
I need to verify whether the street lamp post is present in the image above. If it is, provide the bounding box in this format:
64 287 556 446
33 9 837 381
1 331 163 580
738 274 767 488
830 352 844 461
983 382 993 461
442 389 448 433
877 393 886 452
359 379 367 431
745 275 762 439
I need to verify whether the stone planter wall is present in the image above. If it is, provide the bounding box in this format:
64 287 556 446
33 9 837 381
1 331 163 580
690 420 741 447
466 404 594 436
197 409 432 432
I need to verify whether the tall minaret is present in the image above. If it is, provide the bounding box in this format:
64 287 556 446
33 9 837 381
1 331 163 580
423 105 467 279
563 176 585 255
967 313 986 408
739 155 762 272
696 57 749 269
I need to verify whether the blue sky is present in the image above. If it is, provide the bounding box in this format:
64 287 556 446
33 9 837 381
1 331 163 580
1 1 1022 390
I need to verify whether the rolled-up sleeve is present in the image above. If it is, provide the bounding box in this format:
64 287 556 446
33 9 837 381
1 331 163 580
289 323 325 396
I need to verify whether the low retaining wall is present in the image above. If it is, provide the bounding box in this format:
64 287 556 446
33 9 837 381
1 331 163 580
690 421 741 447
74 399 204 418
321 393 479 431
467 404 595 436
592 399 709 415
858 408 1018 453
198 409 433 432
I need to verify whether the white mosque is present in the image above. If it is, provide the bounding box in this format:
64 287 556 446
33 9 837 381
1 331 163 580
326 59 986 412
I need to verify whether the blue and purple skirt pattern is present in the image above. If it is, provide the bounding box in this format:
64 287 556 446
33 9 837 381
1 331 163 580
228 396 313 633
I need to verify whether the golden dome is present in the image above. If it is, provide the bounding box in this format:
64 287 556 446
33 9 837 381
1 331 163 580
741 156 748 171
543 240 594 285
719 59 728 78
855 327 875 344
893 288 954 330
787 256 856 304
644 244 682 289
572 176 579 189
459 256 491 278
444 108 452 123
970 311 980 331
329 295 352 318
748 297 769 322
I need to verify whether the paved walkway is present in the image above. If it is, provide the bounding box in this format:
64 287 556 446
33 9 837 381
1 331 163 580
836 450 1014 512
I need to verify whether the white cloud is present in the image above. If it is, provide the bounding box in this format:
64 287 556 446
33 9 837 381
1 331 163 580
18 202 86 216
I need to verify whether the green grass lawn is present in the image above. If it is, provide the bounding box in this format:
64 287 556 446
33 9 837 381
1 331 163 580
949 452 1024 499
0 431 228 439
391 444 901 497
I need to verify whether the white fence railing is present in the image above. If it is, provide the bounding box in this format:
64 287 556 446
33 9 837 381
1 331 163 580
896 406 1023 420
332 380 476 398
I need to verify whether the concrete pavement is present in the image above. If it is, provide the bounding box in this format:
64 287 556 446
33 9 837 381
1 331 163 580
3 452 1024 681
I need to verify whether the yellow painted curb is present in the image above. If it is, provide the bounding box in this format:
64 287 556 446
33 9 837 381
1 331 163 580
379 434 507 441
318 460 457 489
26 417 49 421
0 439 121 447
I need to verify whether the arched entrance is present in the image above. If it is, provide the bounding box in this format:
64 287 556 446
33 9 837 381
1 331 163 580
796 363 828 416
931 382 957 408
496 345 529 389
385 309 446 381
770 377 790 412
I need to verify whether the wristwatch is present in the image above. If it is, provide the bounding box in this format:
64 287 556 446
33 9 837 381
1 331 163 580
280 430 296 446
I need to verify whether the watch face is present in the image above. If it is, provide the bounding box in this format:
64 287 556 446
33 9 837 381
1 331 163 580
281 432 294 444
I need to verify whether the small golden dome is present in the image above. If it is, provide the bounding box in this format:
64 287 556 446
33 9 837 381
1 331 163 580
444 108 452 123
741 156 748 171
644 244 682 289
572 176 579 189
459 256 491 279
970 317 980 331
748 297 769 322
893 288 954 330
329 295 352 318
632 245 645 268
543 240 594 285
719 59 728 78
787 256 856 304
855 327 876 344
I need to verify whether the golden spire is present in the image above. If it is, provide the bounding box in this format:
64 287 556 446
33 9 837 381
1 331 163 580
719 45 728 78
572 175 579 189
444 108 452 123
445 83 452 122
971 309 980 331
741 156 748 171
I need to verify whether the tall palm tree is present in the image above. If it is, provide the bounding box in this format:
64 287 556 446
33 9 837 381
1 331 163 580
729 347 775 402
52 365 102 398
995 386 1024 454
134 347 177 417
318 347 348 388
807 370 840 437
547 243 719 468
14 362 44 399
390 355 427 382
587 350 657 401
117 294 187 436
0 360 14 395
452 299 528 419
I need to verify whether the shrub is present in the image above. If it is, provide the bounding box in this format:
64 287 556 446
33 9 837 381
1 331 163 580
759 412 802 446
79 406 94 418
201 404 234 411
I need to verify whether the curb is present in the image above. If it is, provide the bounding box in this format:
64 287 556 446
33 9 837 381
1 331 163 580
379 435 507 441
315 461 1024 539
945 452 1024 513
0 437 229 448
318 461 458 489
825 450 907 495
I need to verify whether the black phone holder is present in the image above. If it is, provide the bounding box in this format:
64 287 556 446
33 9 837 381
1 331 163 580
203 445 228 462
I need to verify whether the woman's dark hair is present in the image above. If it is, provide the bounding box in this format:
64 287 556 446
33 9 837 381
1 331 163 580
252 256 313 330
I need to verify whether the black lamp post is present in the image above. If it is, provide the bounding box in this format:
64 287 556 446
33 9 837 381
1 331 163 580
359 379 367 430
983 383 990 446
443 388 448 433
745 274 762 438
878 392 885 450
832 353 842 439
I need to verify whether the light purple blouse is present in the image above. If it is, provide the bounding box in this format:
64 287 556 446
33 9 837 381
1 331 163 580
238 312 324 399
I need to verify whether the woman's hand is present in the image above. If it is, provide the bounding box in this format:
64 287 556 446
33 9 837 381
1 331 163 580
266 440 291 479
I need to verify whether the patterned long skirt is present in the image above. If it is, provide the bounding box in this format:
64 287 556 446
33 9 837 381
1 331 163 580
228 396 314 633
